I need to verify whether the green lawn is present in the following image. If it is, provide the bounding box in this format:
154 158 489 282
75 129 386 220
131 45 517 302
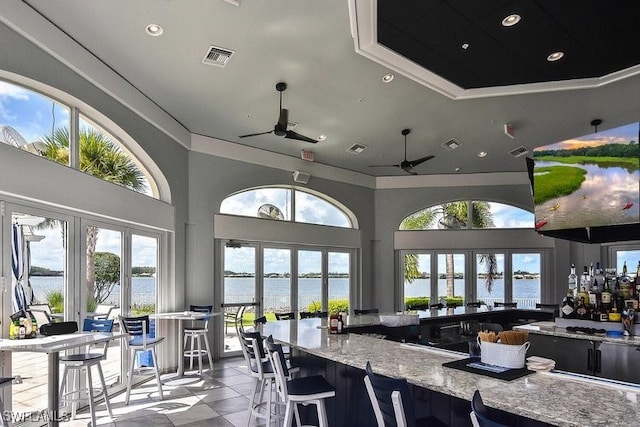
533 165 586 205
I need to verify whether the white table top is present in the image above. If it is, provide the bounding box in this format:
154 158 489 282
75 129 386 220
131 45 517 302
0 332 122 353
152 311 222 320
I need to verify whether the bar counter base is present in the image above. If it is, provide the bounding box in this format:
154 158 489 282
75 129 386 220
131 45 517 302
293 349 555 427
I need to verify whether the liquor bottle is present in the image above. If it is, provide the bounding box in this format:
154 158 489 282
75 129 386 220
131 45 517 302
620 262 632 299
580 266 591 291
561 292 576 319
568 264 578 297
575 297 590 320
578 285 590 308
594 262 605 292
589 262 595 287
588 280 599 308
601 278 612 312
337 312 344 334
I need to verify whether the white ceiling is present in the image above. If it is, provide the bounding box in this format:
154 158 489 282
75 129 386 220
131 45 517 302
17 0 640 177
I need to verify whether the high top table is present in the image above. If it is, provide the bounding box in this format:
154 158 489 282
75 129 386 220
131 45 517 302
151 311 221 378
0 332 122 427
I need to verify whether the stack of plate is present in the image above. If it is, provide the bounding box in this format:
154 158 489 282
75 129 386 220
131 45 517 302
526 356 555 372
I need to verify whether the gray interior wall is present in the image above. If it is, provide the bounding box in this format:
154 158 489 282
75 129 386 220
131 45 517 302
186 151 375 314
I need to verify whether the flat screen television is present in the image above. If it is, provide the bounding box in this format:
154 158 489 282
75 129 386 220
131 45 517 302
530 122 640 243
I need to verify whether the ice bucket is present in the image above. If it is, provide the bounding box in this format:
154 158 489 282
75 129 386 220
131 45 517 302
477 338 530 369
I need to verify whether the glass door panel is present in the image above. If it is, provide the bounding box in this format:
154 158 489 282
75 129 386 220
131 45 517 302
328 252 349 313
131 234 158 314
11 211 68 415
403 253 431 309
437 253 465 305
476 253 504 307
263 248 291 319
89 226 123 389
512 253 541 308
298 250 322 313
223 245 256 354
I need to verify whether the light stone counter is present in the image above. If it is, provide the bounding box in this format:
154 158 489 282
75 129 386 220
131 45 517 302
262 318 640 427
516 321 640 345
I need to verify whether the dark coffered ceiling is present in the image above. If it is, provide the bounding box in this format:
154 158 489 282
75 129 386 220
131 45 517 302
377 0 640 89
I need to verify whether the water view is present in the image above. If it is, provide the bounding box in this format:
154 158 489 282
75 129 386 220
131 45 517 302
28 276 157 305
534 160 639 230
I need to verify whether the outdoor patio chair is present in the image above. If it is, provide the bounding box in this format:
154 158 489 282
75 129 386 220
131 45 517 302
274 311 295 320
87 304 115 320
29 303 58 323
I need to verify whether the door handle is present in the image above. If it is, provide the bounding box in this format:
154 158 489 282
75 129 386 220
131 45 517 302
587 348 593 372
595 349 602 374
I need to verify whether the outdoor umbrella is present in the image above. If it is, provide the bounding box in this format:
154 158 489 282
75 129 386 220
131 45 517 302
11 223 27 313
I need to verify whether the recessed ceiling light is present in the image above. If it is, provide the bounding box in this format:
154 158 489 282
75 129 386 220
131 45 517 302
477 151 487 158
317 135 327 141
145 24 163 36
547 51 564 62
502 14 521 27
382 73 395 83
461 43 470 50
455 167 461 172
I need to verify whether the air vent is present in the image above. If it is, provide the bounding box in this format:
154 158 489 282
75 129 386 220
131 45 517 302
347 143 368 154
441 138 463 151
509 146 529 158
202 45 235 67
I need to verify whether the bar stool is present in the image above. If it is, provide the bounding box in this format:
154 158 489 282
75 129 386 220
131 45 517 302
364 361 446 427
471 390 508 427
59 319 114 427
354 308 379 315
183 304 214 375
239 330 276 426
267 339 335 427
494 302 517 308
120 315 164 404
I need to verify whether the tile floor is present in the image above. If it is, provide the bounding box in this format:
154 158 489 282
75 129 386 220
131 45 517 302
42 357 266 427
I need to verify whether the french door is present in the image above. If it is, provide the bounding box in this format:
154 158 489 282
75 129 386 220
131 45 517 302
1 201 162 414
220 241 353 357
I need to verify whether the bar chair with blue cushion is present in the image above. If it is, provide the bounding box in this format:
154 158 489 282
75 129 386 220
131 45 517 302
267 338 335 427
183 304 214 375
471 390 508 427
119 315 164 404
59 319 114 427
365 361 446 427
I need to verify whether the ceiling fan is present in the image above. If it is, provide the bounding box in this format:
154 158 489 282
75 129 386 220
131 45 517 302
239 82 317 144
370 129 434 175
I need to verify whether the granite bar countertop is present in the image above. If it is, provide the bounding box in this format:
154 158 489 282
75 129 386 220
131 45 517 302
516 321 640 345
262 318 640 427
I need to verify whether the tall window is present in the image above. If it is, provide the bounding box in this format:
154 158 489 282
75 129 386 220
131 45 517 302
0 79 155 198
220 187 355 228
399 200 543 308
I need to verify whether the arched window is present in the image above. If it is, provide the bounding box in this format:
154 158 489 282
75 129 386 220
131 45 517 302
400 200 534 230
220 186 356 228
0 78 166 200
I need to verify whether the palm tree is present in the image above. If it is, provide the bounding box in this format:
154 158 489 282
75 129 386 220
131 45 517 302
41 127 146 303
401 201 497 296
